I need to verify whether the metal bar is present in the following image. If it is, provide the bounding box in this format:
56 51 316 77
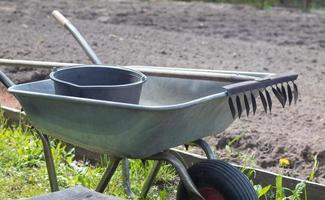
0 58 273 77
148 151 204 200
140 148 192 199
121 159 135 198
169 150 190 169
128 65 274 78
37 132 59 192
0 59 272 81
190 139 216 160
96 157 122 193
130 67 259 82
140 161 163 199
0 58 79 68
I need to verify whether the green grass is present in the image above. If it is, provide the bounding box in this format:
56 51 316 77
0 116 176 199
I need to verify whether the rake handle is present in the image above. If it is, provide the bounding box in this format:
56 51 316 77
52 10 102 65
223 71 298 95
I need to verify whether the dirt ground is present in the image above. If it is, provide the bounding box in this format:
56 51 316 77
0 0 325 184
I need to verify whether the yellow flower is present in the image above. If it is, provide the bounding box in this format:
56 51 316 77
279 158 290 167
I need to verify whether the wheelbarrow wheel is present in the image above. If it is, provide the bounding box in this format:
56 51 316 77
176 160 258 200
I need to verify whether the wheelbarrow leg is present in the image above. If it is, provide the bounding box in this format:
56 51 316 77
38 132 59 192
122 159 135 198
190 139 216 160
96 157 122 193
140 160 163 199
141 140 214 199
141 149 191 199
149 151 204 200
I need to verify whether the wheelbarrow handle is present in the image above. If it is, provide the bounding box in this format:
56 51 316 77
0 71 15 88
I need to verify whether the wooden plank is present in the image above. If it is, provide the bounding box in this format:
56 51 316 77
24 186 123 200
172 149 325 200
1 105 27 124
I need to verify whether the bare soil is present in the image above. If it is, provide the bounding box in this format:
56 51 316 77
0 0 325 184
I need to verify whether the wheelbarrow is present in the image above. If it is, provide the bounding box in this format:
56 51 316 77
0 61 298 199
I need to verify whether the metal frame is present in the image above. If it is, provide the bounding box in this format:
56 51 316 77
38 132 59 192
140 139 215 199
96 157 122 193
147 151 204 200
35 130 210 199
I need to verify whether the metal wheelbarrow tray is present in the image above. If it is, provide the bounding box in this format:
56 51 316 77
7 68 298 159
1 65 298 199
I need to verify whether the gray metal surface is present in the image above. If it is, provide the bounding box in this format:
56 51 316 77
50 65 147 104
8 74 264 158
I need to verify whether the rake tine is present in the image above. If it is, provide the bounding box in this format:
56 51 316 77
244 93 250 117
251 92 257 115
265 89 272 113
228 97 236 119
276 84 285 106
293 81 298 104
259 90 268 113
281 83 287 106
287 83 293 106
236 96 242 119
272 86 285 108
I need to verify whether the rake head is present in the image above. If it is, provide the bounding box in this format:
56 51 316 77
223 71 298 119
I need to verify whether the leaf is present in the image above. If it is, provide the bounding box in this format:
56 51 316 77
258 185 271 198
276 175 283 200
159 190 167 200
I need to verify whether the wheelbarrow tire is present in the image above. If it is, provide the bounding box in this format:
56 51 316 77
176 160 258 200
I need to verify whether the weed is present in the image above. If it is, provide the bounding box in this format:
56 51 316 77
308 154 319 182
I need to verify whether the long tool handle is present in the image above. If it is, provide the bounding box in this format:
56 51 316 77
52 10 102 64
0 71 15 88
0 58 268 82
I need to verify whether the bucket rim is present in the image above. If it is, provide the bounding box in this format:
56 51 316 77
50 64 147 88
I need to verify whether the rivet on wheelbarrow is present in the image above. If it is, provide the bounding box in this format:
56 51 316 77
236 96 242 118
228 97 236 119
293 81 298 104
287 83 293 106
259 90 268 113
265 89 272 113
251 91 257 115
243 93 250 117
272 86 285 108
281 83 287 106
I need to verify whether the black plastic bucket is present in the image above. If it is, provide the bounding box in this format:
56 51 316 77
50 65 147 104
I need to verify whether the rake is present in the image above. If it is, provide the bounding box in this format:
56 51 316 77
223 71 298 118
